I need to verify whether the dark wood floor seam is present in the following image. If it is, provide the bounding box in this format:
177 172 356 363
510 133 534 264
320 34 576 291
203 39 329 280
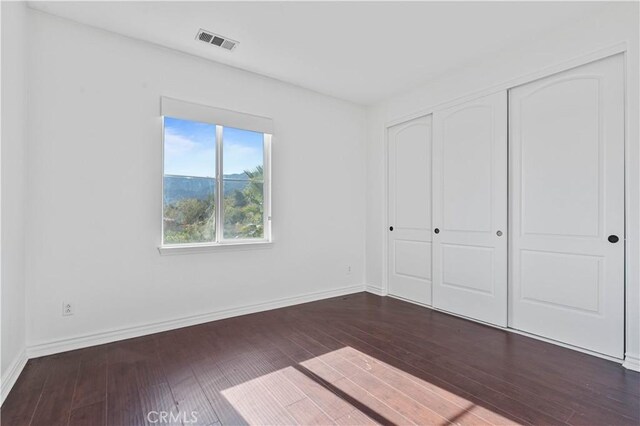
2 293 638 426
281 329 457 425
285 326 499 426
26 383 45 426
64 364 82 426
345 303 639 421
342 319 574 423
289 311 551 425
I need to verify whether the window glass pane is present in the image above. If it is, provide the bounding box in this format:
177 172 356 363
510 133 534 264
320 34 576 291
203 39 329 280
223 127 265 239
163 117 216 244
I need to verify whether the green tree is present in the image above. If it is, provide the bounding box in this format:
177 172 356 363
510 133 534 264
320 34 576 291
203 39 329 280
163 165 265 244
224 166 264 239
163 196 215 244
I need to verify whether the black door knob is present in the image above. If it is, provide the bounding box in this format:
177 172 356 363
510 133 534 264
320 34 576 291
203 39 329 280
434 228 440 234
389 226 394 231
608 235 619 243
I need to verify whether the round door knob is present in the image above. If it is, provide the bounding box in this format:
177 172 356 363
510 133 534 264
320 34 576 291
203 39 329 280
434 228 440 234
389 226 394 231
496 230 503 237
608 235 619 243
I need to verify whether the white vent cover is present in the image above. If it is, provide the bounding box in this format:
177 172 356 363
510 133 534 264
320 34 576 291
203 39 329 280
196 29 238 51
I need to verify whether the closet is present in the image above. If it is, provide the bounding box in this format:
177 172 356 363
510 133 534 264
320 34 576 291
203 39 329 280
387 53 625 358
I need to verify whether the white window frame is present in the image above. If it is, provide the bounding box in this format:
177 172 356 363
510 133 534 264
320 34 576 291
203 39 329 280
158 97 273 254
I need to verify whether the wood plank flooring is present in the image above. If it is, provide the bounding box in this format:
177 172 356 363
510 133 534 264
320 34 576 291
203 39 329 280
2 293 639 425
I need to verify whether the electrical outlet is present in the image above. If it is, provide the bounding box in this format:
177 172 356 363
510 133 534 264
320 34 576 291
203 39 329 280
346 265 352 275
62 302 74 316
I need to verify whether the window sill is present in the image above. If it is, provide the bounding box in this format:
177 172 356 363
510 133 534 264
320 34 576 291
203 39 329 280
158 241 273 256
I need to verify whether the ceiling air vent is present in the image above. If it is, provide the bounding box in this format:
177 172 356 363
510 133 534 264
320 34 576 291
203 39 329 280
196 29 239 51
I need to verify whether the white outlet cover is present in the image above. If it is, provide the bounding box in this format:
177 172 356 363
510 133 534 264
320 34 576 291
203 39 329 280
63 302 74 316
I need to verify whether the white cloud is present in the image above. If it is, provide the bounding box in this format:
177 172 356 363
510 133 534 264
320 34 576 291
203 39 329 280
223 141 262 174
164 129 196 155
224 141 259 157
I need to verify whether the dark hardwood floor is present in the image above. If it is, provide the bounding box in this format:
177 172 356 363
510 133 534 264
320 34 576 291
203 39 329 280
2 293 639 426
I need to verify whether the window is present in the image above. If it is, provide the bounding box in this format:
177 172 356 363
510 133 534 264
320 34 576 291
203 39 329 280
161 97 272 251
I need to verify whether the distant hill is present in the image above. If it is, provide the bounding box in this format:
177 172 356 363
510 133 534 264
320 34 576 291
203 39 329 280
163 174 250 205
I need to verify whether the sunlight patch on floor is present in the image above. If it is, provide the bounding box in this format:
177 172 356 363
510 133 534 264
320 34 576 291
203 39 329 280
221 346 518 425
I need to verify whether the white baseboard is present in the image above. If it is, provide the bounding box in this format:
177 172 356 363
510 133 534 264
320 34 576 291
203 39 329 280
623 353 640 372
27 284 366 359
365 284 386 296
1 348 28 404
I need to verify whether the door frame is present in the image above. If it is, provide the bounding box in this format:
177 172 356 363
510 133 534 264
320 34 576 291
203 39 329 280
381 42 636 367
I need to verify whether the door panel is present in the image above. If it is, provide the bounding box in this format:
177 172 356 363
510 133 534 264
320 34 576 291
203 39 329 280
442 244 494 294
432 91 508 326
394 240 431 280
520 250 601 312
441 106 494 233
519 78 601 238
388 115 432 305
509 54 624 358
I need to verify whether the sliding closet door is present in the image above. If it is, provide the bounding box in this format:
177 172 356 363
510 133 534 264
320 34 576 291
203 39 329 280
432 92 508 326
509 54 624 358
388 115 432 305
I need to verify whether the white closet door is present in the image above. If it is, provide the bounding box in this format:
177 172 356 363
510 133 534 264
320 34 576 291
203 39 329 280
432 92 508 326
509 54 624 358
388 115 432 305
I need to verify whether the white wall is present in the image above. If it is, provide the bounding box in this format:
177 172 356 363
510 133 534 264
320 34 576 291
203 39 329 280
25 9 366 353
1 1 28 400
365 4 640 367
8 1 637 374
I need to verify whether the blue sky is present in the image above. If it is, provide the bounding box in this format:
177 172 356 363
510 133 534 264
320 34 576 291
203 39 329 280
164 117 263 177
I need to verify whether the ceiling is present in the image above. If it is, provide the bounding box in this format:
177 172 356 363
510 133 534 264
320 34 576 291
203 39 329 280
28 1 609 105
